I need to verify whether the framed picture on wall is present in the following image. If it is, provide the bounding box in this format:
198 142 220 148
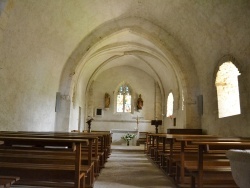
95 108 103 117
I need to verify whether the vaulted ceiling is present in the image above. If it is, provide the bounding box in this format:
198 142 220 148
1 0 250 131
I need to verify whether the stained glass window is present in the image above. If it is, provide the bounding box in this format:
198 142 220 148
124 94 131 112
117 94 123 112
116 84 131 113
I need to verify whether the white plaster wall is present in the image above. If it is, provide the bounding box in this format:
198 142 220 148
86 66 160 134
201 56 250 137
0 1 69 131
0 1 249 137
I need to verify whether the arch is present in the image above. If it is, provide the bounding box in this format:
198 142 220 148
56 17 200 130
214 55 242 79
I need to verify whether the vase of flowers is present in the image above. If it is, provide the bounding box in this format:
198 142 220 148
121 133 136 146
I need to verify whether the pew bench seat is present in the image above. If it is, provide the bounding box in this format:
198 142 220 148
177 160 238 188
0 162 85 188
0 150 95 188
0 176 20 188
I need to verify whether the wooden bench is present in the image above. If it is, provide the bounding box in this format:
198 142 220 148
86 131 112 168
0 131 111 176
188 139 250 188
163 134 217 179
169 136 250 188
0 134 95 188
0 148 95 188
0 131 112 186
0 176 20 188
144 132 250 188
146 133 167 162
148 129 203 166
136 132 148 149
167 128 203 135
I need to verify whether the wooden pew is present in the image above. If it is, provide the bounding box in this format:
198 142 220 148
0 131 111 186
86 131 112 167
152 129 203 169
72 130 112 168
188 139 250 188
167 128 203 135
145 132 249 188
0 148 94 188
0 133 96 188
169 136 250 188
165 134 217 182
156 132 205 172
136 132 148 152
0 176 20 188
146 133 167 163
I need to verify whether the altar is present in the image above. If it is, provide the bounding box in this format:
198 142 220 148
111 129 138 146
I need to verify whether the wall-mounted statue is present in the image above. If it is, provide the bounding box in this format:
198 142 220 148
137 94 143 110
104 93 110 108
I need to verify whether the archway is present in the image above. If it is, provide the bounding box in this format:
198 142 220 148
56 17 200 131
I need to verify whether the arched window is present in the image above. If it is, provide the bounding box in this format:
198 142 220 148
116 84 131 113
167 92 174 117
215 61 241 118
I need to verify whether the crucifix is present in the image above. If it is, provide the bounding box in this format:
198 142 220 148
86 117 94 133
151 119 162 133
133 115 144 130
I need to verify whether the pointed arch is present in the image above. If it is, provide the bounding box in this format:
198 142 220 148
56 17 200 130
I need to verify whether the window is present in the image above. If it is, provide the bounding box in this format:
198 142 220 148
167 92 174 117
116 84 131 113
215 61 241 118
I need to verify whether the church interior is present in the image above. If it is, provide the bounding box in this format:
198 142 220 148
0 1 250 188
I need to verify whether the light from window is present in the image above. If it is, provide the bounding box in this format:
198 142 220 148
116 84 131 113
215 61 241 118
117 94 124 112
124 94 131 112
167 92 174 117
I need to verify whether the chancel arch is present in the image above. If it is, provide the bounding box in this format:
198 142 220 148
56 17 201 132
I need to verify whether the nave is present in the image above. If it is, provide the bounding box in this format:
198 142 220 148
10 145 177 188
94 145 177 188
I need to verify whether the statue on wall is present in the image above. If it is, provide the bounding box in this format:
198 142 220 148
137 94 143 110
104 93 110 108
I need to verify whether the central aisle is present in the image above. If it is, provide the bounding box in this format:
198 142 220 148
94 146 177 188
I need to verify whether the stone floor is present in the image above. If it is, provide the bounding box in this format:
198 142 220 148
94 145 177 188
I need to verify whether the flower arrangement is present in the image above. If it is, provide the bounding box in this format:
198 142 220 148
121 133 136 146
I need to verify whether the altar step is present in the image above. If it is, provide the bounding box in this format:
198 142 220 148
111 145 144 152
